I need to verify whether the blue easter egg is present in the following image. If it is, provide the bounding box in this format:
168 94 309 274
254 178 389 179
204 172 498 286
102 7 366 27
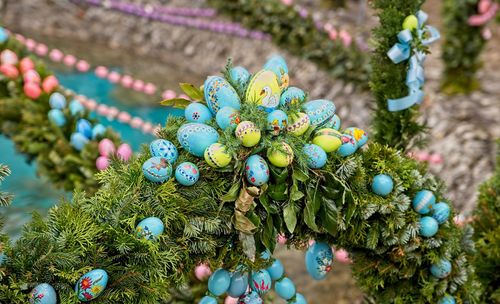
76 119 93 139
267 110 288 135
275 277 296 300
75 269 108 302
91 124 106 140
289 293 307 304
69 99 85 116
29 283 57 304
230 66 251 88
142 156 172 183
344 127 368 148
412 190 436 214
136 217 164 240
199 296 217 304
216 106 240 130
251 270 271 295
204 76 241 114
263 55 289 89
266 259 284 280
49 92 66 109
208 268 231 296
175 162 199 186
419 216 439 237
323 114 341 130
303 144 327 169
432 202 450 224
438 295 456 304
302 99 336 126
0 27 8 43
149 139 178 164
70 132 89 151
430 259 452 278
337 135 357 157
260 250 271 260
279 87 305 107
305 242 333 280
238 290 263 304
371 174 394 196
177 123 219 157
48 109 66 127
245 155 270 186
185 102 213 123
227 270 249 298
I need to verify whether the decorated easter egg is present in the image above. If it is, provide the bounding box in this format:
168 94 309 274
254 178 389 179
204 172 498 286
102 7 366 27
116 143 132 161
412 190 436 214
302 99 336 126
48 109 66 127
312 128 342 152
275 277 296 300
266 258 284 280
98 138 115 157
337 135 357 157
136 217 164 240
76 119 93 139
289 293 307 304
279 87 305 107
245 70 281 112
175 162 199 186
204 76 241 114
267 143 294 167
251 270 271 295
29 283 57 304
323 114 341 130
185 102 213 123
142 157 172 183
205 143 232 168
238 291 263 304
438 295 456 304
150 139 178 164
92 124 106 140
69 99 85 116
245 155 270 186
286 112 310 136
216 106 241 130
432 202 450 224
230 66 251 88
235 121 261 147
303 144 327 169
0 49 18 65
75 269 108 302
177 123 219 157
430 259 452 278
263 55 289 90
371 174 394 196
49 92 66 109
228 271 249 298
305 242 333 280
70 132 89 151
208 268 231 296
267 110 288 135
419 216 439 237
200 296 218 304
344 127 368 148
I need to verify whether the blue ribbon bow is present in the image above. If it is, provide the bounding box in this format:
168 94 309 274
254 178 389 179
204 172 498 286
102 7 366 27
386 10 440 112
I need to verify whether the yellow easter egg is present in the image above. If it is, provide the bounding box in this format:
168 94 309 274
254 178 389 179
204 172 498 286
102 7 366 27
204 143 232 168
235 121 261 147
403 15 418 30
267 143 294 167
312 128 342 152
286 112 310 136
245 70 281 112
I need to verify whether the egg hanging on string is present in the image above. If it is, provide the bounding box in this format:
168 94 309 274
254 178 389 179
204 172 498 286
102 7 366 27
227 270 249 298
266 258 284 280
199 296 218 304
208 268 231 296
275 277 296 300
238 290 263 304
288 293 307 304
305 242 334 280
251 270 271 295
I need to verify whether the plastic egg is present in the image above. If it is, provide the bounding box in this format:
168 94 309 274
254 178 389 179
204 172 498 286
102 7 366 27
70 132 89 151
48 109 66 127
204 76 241 114
430 259 452 278
245 70 281 112
305 242 333 280
24 82 41 99
230 66 251 88
267 143 294 167
69 99 85 116
142 156 172 183
150 139 178 164
185 102 213 123
0 49 18 65
412 190 436 214
42 75 59 93
438 295 456 304
275 277 296 300
238 291 263 304
24 69 41 84
98 138 116 157
49 92 66 109
199 296 217 304
29 283 57 304
267 110 288 135
263 55 289 90
323 114 341 130
205 143 232 168
76 119 93 139
92 124 106 140
75 269 108 302
266 259 284 280
136 217 164 240
116 143 132 161
303 144 327 169
208 268 231 296
286 112 310 136
96 156 110 171
419 216 439 237
245 155 270 186
216 106 241 130
344 127 368 148
312 128 342 152
194 263 212 281
227 271 249 298
289 293 307 304
175 162 199 186
235 121 261 147
337 135 357 157
251 270 271 295
177 123 219 157
302 99 336 126
371 174 394 196
432 202 450 224
279 87 305 107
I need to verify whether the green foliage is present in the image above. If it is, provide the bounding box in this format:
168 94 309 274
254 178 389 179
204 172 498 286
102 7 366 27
0 164 13 207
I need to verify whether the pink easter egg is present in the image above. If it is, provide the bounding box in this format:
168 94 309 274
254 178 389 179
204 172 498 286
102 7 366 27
224 296 238 304
107 71 121 83
97 104 110 116
96 156 111 171
117 111 132 123
143 83 157 95
323 23 333 32
35 43 48 56
133 79 144 91
152 125 161 136
276 233 287 245
334 248 351 264
339 30 352 47
1 50 18 65
429 153 443 164
161 89 176 100
15 34 25 43
328 28 338 40
19 57 35 73
49 49 64 62
86 99 98 111
121 75 133 88
281 0 293 5
42 75 59 93
108 107 119 118
194 263 212 281
414 151 429 162
0 64 19 79
98 138 116 157
63 55 77 67
130 117 144 128
76 60 90 72
142 122 153 134
25 39 36 51
23 69 41 84
24 82 41 99
479 0 492 14
95 66 109 78
116 143 132 161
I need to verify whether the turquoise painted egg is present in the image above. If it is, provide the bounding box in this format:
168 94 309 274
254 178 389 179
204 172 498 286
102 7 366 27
142 156 172 183
204 76 241 114
371 174 394 196
344 127 368 148
267 110 288 135
419 216 439 237
432 202 450 224
245 155 270 186
185 102 213 123
305 242 333 280
323 114 341 130
230 66 251 88
136 217 164 240
92 124 106 140
245 70 281 112
70 132 89 151
228 270 249 298
303 144 327 169
263 55 289 90
177 123 219 157
199 296 217 304
76 119 93 139
48 109 66 127
412 190 436 214
438 295 456 304
149 139 178 164
208 268 231 296
279 86 305 107
289 293 307 304
302 99 336 126
75 269 108 302
29 283 57 304
69 99 85 116
275 277 296 300
238 291 263 304
430 259 452 278
251 270 271 295
49 92 66 109
266 258 284 280
337 135 357 157
216 106 241 130
175 162 199 186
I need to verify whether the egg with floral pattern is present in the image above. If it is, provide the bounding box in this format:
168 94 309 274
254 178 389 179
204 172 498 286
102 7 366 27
245 155 270 186
142 156 172 183
150 139 178 164
208 268 231 296
337 134 357 157
204 76 241 114
175 162 199 186
280 87 305 107
305 242 334 280
216 106 241 130
177 123 219 157
302 99 336 126
238 291 263 304
323 114 341 130
267 110 288 135
136 217 164 240
245 70 281 112
75 269 108 302
303 144 327 169
344 127 368 148
230 66 251 89
251 270 271 295
286 112 310 136
29 283 57 304
263 55 289 90
184 102 212 123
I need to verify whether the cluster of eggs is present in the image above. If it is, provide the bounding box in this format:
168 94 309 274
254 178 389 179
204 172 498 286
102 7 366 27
95 138 132 170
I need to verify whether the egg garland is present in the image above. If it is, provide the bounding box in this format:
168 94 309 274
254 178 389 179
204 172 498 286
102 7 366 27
227 270 249 298
207 268 231 296
305 242 334 280
250 269 272 295
75 269 108 302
